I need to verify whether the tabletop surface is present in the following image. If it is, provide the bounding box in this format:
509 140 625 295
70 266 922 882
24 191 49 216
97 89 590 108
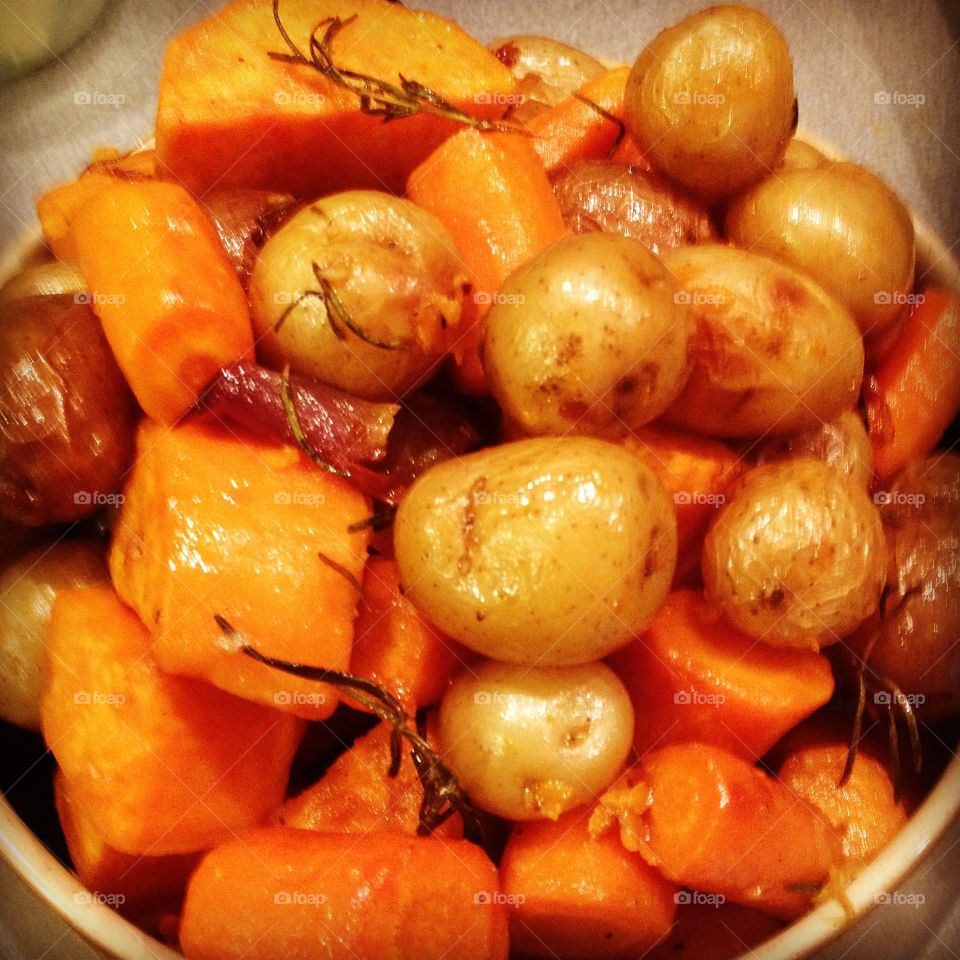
0 1 958 958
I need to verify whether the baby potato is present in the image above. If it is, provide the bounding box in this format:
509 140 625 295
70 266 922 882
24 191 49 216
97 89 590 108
439 660 634 820
394 436 676 665
778 138 827 172
0 540 107 729
702 459 885 649
482 233 693 439
250 191 468 400
625 5 795 202
550 160 717 254
661 244 864 438
726 161 915 339
755 410 874 490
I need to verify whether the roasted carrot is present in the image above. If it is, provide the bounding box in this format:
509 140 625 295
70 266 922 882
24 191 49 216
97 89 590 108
527 67 630 175
501 809 677 960
157 0 516 196
71 180 254 423
592 744 843 919
350 557 463 711
36 149 158 263
622 425 745 587
407 129 567 394
274 721 462 838
109 418 370 719
778 739 907 862
648 902 784 960
41 587 304 855
179 827 508 960
54 772 200 932
866 288 960 480
610 133 653 170
611 591 835 760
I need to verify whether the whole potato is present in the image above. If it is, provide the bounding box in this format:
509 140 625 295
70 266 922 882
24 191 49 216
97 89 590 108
755 410 874 490
250 191 468 400
550 160 717 253
852 453 960 720
702 459 885 649
0 295 137 525
0 540 107 729
661 244 864 438
726 162 915 339
625 5 795 201
778 138 827 172
394 437 677 665
439 660 634 820
482 234 693 439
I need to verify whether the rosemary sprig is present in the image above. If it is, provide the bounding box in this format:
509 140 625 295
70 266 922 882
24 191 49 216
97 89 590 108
218 618 484 843
317 550 363 596
279 365 351 478
269 1 523 135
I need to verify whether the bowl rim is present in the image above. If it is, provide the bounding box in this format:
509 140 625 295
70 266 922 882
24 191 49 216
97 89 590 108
0 134 958 960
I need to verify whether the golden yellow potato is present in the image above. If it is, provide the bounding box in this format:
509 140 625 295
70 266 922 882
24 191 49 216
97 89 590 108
726 161 915 339
755 410 874 490
482 234 693 439
250 191 468 400
625 5 795 201
439 660 634 820
702 459 885 649
394 437 677 665
661 244 864 438
778 138 827 171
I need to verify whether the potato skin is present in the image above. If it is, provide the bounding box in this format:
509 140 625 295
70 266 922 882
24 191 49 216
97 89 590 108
482 234 693 439
726 162 915 339
551 160 717 254
702 459 885 649
755 410 874 490
661 244 864 438
625 5 794 201
250 191 468 400
394 437 677 665
0 295 137 525
439 660 634 820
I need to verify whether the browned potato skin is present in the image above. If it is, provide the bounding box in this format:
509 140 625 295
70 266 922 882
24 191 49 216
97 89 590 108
851 454 960 720
0 295 137 526
725 162 915 339
702 459 886 649
661 245 864 438
755 410 874 490
625 6 795 202
551 160 717 254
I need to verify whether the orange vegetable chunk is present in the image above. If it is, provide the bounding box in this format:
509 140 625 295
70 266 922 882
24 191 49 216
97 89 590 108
501 809 677 960
179 827 508 960
156 0 517 197
41 586 303 855
611 591 835 760
72 180 254 423
110 418 370 718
